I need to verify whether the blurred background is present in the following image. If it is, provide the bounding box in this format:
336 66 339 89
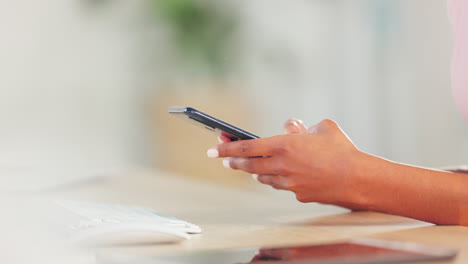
0 0 467 190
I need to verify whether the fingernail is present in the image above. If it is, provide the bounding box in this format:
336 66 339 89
222 159 231 169
217 137 223 144
252 174 259 181
284 123 299 134
207 148 219 158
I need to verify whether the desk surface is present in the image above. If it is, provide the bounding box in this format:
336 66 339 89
5 170 468 263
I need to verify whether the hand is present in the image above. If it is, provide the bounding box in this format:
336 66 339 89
217 118 308 182
208 119 364 205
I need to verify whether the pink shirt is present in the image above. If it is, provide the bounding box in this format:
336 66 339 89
449 0 468 121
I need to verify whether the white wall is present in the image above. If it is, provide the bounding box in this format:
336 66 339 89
0 1 149 173
395 0 468 166
238 0 468 167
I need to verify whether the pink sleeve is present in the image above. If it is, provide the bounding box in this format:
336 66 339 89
449 0 468 121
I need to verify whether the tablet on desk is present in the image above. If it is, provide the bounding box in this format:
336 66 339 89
102 238 457 264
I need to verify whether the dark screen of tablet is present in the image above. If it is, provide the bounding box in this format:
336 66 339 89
147 241 456 264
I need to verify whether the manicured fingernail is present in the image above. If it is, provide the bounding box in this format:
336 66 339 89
252 174 259 181
222 159 231 169
207 148 219 158
217 137 223 144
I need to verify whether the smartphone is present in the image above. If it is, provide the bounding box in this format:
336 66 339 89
168 106 260 141
100 238 457 264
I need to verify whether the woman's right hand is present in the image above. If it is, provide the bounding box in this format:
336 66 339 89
217 118 309 181
210 118 365 206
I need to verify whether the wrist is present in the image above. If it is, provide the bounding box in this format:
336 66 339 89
340 151 392 211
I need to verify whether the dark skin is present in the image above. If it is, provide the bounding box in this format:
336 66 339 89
208 119 468 226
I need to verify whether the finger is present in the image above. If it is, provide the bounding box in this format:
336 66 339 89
251 174 259 181
283 119 307 134
225 157 282 175
257 175 290 190
208 137 278 158
217 135 231 144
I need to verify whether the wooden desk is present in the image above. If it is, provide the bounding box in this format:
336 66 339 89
6 170 467 263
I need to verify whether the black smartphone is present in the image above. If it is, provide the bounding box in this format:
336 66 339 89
168 106 260 141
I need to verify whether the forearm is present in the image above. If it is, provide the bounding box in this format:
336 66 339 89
348 152 468 225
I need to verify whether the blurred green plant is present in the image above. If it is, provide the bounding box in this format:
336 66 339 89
83 0 238 78
150 0 237 77
83 0 112 8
